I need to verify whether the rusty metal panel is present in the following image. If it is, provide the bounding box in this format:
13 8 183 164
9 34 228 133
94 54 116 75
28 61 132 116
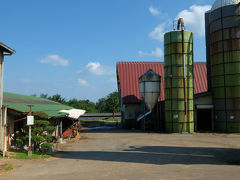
210 19 222 33
223 27 240 39
210 30 222 44
210 41 223 55
224 39 240 51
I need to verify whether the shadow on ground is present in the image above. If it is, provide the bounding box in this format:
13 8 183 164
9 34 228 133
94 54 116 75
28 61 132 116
81 128 145 134
54 145 240 166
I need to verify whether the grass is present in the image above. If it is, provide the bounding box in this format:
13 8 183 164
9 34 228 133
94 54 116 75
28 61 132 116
81 118 120 123
0 164 13 171
7 151 52 159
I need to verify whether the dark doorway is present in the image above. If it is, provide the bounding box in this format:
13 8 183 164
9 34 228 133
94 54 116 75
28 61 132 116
197 109 212 131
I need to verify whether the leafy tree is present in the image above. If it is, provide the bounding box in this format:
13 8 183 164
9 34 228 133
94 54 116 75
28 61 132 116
15 112 55 153
48 94 66 104
31 120 55 152
96 97 107 113
67 99 97 113
40 94 48 99
96 91 120 117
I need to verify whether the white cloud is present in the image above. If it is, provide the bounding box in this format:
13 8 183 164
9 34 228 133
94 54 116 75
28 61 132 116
149 23 166 42
149 6 160 16
78 78 88 86
86 62 114 75
20 78 33 84
40 55 69 67
176 5 211 36
138 47 163 58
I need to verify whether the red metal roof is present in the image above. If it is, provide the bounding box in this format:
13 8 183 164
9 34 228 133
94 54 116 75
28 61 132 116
117 62 208 104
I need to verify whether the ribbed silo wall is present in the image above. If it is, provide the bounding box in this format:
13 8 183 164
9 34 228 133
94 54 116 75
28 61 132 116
205 11 212 91
209 4 240 132
164 30 194 133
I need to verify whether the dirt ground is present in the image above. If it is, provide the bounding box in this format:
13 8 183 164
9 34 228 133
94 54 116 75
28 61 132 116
2 129 240 180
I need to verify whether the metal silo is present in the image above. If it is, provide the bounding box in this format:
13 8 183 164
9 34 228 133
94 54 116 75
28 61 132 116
139 69 161 112
138 70 161 131
164 18 194 133
206 0 240 132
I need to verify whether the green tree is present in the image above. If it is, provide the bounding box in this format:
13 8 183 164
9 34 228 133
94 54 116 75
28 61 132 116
31 120 55 152
67 99 97 113
48 94 66 104
96 91 120 117
40 94 48 99
15 112 55 153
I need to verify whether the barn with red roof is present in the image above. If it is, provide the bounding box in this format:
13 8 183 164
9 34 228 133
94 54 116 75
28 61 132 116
117 62 213 131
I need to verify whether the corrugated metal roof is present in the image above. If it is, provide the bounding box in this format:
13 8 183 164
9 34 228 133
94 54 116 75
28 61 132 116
117 62 208 104
3 92 73 117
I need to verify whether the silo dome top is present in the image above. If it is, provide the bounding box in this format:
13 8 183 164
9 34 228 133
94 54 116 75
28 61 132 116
211 0 240 11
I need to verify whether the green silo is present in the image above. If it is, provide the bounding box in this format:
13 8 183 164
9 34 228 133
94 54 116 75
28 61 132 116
164 23 194 133
206 1 240 132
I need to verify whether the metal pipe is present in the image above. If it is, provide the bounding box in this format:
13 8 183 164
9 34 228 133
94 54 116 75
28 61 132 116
28 105 32 157
2 106 7 157
177 18 187 115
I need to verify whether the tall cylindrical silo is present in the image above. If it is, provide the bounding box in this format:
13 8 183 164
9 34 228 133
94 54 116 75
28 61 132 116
207 0 240 132
164 20 194 133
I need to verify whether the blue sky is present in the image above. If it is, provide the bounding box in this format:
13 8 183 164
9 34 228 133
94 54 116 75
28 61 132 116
1 0 215 102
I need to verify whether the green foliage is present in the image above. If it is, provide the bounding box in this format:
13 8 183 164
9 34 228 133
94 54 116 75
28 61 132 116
66 99 97 113
0 164 13 171
96 92 120 114
38 91 120 114
48 94 66 104
40 93 48 99
34 120 50 127
8 151 52 159
32 112 49 120
16 136 28 145
41 143 52 153
45 126 55 133
15 119 55 153
44 134 54 142
32 135 44 143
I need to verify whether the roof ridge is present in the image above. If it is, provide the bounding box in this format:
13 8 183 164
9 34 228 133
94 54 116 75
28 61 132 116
117 61 206 64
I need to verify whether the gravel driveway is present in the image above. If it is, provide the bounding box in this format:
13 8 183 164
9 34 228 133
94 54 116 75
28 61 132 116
2 129 240 180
